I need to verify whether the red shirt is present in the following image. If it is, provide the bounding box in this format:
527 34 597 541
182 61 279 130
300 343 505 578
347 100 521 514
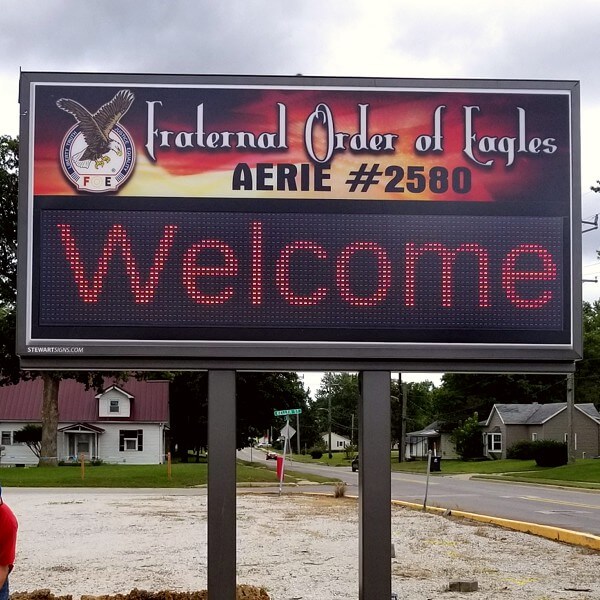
0 502 18 568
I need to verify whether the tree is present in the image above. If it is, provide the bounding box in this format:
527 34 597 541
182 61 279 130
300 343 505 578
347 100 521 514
13 424 42 458
0 136 18 307
169 372 208 461
575 301 600 406
391 379 437 456
431 372 565 427
450 413 483 459
314 372 360 448
0 136 22 387
237 372 311 450
169 371 313 457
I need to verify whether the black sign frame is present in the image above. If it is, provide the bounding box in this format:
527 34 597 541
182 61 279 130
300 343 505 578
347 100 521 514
17 73 582 371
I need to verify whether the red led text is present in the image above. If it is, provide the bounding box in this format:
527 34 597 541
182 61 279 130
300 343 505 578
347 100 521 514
57 222 558 310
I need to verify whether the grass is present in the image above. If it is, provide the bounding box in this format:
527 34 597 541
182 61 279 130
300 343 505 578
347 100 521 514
285 452 356 468
288 452 540 474
0 460 336 488
484 459 600 489
2 454 596 489
390 458 540 474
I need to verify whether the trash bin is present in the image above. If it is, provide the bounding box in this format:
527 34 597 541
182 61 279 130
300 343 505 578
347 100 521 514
430 456 441 472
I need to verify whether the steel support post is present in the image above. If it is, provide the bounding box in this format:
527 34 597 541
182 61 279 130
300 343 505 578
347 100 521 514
358 371 391 600
208 369 237 598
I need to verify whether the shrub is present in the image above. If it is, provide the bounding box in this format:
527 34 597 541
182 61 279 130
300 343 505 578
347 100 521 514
333 482 346 498
344 444 357 459
450 413 483 460
310 448 323 459
507 440 537 460
532 440 568 467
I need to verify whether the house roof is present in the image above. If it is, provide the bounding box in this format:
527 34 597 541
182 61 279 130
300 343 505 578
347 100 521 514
406 421 442 437
58 422 106 434
487 403 600 426
0 378 169 422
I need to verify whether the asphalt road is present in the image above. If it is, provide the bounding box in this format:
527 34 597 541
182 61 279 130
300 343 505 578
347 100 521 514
237 448 600 536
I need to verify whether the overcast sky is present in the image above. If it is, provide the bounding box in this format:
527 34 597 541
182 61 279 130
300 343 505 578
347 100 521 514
3 1 599 391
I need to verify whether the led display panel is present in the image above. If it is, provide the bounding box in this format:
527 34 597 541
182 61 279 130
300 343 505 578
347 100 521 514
17 73 581 368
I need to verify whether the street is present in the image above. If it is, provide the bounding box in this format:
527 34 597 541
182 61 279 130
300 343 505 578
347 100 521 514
237 448 600 536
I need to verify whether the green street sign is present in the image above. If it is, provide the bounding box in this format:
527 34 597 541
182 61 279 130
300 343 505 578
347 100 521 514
274 408 302 416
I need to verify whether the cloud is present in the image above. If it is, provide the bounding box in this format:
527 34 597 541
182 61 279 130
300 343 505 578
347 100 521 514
3 0 600 303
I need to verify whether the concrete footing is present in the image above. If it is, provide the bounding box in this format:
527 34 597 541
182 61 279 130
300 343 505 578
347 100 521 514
449 579 479 592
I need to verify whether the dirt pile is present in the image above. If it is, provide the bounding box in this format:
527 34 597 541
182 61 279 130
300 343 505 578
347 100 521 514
11 587 270 600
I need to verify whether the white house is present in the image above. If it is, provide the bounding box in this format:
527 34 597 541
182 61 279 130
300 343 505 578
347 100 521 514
0 378 169 465
321 432 352 451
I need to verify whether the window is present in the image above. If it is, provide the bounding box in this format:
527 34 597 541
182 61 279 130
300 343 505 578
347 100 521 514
486 433 502 452
119 429 143 451
109 400 120 413
1 431 11 446
124 438 137 451
565 433 578 450
531 433 538 441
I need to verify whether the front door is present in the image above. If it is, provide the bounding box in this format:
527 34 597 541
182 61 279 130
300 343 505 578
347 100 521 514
69 434 92 460
76 436 91 460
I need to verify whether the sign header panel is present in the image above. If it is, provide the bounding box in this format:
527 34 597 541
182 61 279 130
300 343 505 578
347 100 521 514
16 73 581 367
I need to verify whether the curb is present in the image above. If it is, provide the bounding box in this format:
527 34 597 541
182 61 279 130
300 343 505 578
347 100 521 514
390 498 600 552
299 491 600 552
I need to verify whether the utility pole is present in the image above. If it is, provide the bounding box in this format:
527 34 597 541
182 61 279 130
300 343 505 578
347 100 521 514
567 372 576 464
328 393 333 459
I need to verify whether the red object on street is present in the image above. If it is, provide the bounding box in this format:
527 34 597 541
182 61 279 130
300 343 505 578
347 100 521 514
276 455 284 481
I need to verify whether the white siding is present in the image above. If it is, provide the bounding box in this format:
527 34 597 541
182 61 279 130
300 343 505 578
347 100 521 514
97 389 132 418
439 433 458 459
321 433 351 449
0 422 39 466
96 423 166 464
0 422 166 465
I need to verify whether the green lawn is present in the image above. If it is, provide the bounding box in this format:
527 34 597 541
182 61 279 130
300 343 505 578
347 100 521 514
1 456 596 488
284 452 355 468
288 452 539 475
390 458 540 474
488 459 600 489
0 460 335 488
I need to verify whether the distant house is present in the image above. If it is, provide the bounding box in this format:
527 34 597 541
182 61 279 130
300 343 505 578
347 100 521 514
321 432 352 451
0 378 169 466
482 403 600 460
405 421 458 459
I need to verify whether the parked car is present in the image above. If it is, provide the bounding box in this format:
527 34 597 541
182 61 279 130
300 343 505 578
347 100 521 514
265 451 278 460
351 455 359 472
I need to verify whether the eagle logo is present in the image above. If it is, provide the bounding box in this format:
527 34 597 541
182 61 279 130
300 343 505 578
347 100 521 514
57 89 136 193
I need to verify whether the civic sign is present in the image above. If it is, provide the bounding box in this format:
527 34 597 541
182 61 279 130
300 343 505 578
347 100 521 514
274 408 302 416
16 73 581 369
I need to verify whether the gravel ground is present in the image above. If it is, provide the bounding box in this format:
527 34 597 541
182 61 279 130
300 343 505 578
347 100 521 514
5 488 599 600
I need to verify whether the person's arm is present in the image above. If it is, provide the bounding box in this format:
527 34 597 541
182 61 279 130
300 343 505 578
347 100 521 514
0 564 9 587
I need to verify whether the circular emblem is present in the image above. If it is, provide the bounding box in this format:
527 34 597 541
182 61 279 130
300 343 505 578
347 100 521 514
59 123 136 193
